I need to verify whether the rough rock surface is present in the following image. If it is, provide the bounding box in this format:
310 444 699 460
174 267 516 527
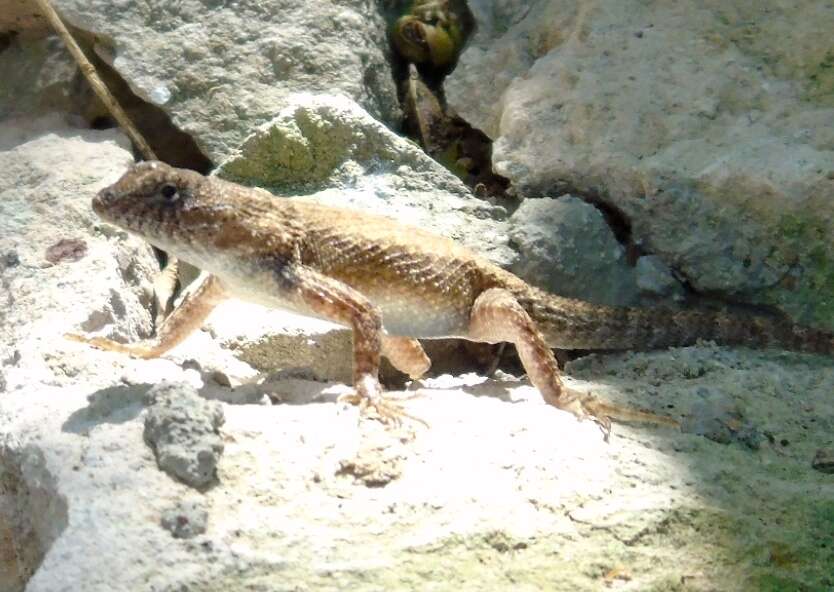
215 93 516 267
160 498 209 539
635 254 686 302
0 116 158 393
447 0 834 329
49 0 401 163
0 36 79 121
0 0 48 36
507 195 644 306
144 382 225 489
3 344 833 591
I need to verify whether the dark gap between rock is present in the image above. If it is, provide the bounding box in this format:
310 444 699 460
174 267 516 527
387 0 510 201
0 31 17 54
68 27 213 174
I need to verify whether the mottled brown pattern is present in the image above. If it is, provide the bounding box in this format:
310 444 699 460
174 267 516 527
71 161 834 432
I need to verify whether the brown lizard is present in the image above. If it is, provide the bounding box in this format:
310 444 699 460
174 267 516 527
67 161 834 436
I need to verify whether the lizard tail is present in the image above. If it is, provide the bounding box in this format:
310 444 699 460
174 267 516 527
515 286 834 356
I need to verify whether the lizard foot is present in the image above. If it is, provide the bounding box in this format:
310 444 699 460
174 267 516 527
338 375 428 428
64 333 156 359
559 390 679 442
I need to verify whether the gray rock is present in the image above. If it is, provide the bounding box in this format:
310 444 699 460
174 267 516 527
635 255 685 301
216 93 516 267
51 0 401 163
0 36 79 121
143 382 225 489
4 324 834 591
508 195 640 306
448 0 834 329
161 498 208 539
444 0 537 138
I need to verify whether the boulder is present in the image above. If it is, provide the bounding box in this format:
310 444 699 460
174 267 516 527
447 0 834 328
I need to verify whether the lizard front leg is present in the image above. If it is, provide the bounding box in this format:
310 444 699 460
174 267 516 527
66 273 227 359
468 288 678 439
284 265 420 424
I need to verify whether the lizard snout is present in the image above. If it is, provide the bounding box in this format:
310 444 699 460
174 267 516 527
96 188 116 204
93 187 116 209
92 187 117 217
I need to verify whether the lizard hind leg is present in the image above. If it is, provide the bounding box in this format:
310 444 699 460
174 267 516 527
467 288 677 439
382 335 431 379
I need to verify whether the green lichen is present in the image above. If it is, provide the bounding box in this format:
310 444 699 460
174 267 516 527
217 116 355 193
805 49 834 107
762 214 834 330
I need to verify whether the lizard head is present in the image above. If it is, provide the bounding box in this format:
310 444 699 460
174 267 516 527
93 160 209 248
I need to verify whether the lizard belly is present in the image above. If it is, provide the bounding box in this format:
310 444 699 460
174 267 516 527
168 248 471 338
364 288 471 338
170 248 311 316
380 301 468 338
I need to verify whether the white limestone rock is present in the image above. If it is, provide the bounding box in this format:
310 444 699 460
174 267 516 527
2 345 834 591
0 117 158 393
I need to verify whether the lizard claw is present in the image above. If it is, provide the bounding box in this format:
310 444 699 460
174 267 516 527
338 375 428 428
569 390 679 442
577 395 613 442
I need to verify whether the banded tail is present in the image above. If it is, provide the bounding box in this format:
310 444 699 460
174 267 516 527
515 285 834 356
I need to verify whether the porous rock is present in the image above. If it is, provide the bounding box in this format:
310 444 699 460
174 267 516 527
5 344 833 591
160 498 208 539
0 116 158 393
143 382 225 489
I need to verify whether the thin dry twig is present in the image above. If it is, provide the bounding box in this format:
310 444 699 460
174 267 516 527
33 0 185 326
31 0 157 161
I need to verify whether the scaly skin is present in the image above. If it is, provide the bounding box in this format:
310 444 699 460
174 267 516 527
68 162 834 436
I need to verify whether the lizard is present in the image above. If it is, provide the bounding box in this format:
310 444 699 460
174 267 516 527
67 161 834 437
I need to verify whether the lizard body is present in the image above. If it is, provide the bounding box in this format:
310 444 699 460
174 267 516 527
69 161 834 434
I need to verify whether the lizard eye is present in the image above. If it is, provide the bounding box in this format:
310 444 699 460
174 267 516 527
160 183 179 202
